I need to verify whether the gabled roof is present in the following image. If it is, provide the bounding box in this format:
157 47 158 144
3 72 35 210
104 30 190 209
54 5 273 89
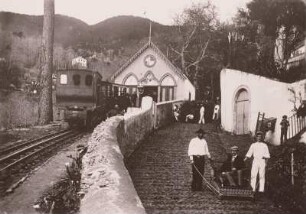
110 41 187 81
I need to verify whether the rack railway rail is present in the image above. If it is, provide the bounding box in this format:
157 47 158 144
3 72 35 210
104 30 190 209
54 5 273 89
0 130 80 174
0 129 82 195
0 129 69 158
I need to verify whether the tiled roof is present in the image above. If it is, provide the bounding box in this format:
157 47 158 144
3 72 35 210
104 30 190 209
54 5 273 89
110 41 187 81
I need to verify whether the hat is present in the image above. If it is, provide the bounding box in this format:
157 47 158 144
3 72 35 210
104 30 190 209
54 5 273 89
256 131 263 136
195 128 205 134
230 146 239 151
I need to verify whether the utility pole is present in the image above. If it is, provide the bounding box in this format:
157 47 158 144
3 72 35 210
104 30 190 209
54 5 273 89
38 0 54 125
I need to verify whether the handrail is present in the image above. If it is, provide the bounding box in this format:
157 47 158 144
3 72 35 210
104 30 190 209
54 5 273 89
287 113 306 139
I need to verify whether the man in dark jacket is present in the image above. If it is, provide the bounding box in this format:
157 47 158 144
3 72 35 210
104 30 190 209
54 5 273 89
220 146 245 186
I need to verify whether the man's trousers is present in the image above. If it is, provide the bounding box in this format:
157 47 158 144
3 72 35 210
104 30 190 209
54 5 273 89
192 156 205 191
198 113 205 124
250 159 266 192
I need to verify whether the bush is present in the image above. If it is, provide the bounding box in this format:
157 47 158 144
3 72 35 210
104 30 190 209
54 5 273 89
34 146 87 214
267 142 306 214
34 178 80 214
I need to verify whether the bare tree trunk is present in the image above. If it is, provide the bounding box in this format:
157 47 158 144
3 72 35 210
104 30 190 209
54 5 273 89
305 37 306 63
38 0 54 125
194 64 200 100
181 47 186 72
210 72 214 101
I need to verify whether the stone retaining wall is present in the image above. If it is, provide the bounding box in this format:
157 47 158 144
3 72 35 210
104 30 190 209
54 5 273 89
117 108 154 158
154 99 184 129
80 97 185 214
80 116 146 214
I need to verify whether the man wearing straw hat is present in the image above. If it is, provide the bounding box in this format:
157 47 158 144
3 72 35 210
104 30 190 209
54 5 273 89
244 131 270 194
188 128 212 191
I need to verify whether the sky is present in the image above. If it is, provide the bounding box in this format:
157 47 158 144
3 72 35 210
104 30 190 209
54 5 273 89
0 0 252 25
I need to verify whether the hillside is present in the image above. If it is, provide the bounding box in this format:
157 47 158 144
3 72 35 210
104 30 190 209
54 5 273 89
0 12 173 50
0 12 177 87
91 15 172 47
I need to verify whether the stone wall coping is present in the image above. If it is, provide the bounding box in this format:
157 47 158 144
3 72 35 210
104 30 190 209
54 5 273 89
156 99 185 106
80 116 146 214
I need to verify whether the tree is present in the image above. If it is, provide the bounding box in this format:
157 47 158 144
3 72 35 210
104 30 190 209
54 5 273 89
229 12 277 77
38 0 54 125
171 2 219 99
229 0 306 79
247 0 306 71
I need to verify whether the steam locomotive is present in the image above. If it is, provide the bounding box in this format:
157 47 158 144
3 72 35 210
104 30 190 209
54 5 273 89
56 69 127 128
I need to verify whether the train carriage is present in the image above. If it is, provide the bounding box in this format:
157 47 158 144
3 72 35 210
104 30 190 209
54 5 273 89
56 69 127 128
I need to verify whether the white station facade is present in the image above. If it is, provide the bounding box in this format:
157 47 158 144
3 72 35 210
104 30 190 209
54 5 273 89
110 41 195 102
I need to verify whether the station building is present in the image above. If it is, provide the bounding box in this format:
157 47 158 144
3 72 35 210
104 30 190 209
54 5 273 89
110 41 195 103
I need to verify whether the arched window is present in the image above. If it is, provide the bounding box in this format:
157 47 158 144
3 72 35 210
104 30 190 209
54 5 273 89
160 74 176 101
161 75 175 86
73 74 81 86
123 74 138 95
124 75 138 85
85 75 93 86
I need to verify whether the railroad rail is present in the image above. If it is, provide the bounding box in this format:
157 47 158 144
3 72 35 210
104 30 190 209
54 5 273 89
0 129 69 158
0 129 80 175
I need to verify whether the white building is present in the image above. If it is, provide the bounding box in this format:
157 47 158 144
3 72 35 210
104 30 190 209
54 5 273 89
220 68 306 145
110 41 195 102
72 56 88 68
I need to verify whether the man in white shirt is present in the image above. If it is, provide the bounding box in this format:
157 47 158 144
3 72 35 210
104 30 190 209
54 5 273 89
212 103 221 132
244 131 270 193
198 104 205 124
188 128 212 191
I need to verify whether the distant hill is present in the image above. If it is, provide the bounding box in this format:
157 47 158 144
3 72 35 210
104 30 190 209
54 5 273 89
0 12 90 47
0 12 177 86
91 15 172 46
0 12 173 49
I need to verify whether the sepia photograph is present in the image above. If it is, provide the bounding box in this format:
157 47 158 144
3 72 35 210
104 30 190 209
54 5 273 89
0 0 305 213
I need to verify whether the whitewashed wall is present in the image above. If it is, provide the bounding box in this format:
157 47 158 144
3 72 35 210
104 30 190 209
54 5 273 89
221 69 306 145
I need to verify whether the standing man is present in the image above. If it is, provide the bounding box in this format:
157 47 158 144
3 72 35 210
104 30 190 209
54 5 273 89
198 104 205 124
244 132 270 194
188 128 212 191
212 101 221 132
280 115 289 144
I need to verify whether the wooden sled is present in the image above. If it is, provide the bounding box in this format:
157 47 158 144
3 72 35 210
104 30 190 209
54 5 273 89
208 180 255 200
194 163 255 200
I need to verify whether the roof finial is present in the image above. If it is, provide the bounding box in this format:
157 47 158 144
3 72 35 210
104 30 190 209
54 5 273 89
143 11 152 44
149 20 152 44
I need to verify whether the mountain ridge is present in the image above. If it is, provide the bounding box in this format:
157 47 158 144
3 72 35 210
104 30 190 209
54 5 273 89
0 12 177 85
0 11 171 47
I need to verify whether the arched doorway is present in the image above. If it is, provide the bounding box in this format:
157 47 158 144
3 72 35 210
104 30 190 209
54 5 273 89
139 71 159 102
234 88 250 135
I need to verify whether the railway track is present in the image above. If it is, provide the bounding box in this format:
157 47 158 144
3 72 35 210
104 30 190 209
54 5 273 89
0 129 80 176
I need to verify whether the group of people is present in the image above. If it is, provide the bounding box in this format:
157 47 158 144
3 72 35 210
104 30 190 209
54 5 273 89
188 128 270 195
105 93 138 119
174 101 221 131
